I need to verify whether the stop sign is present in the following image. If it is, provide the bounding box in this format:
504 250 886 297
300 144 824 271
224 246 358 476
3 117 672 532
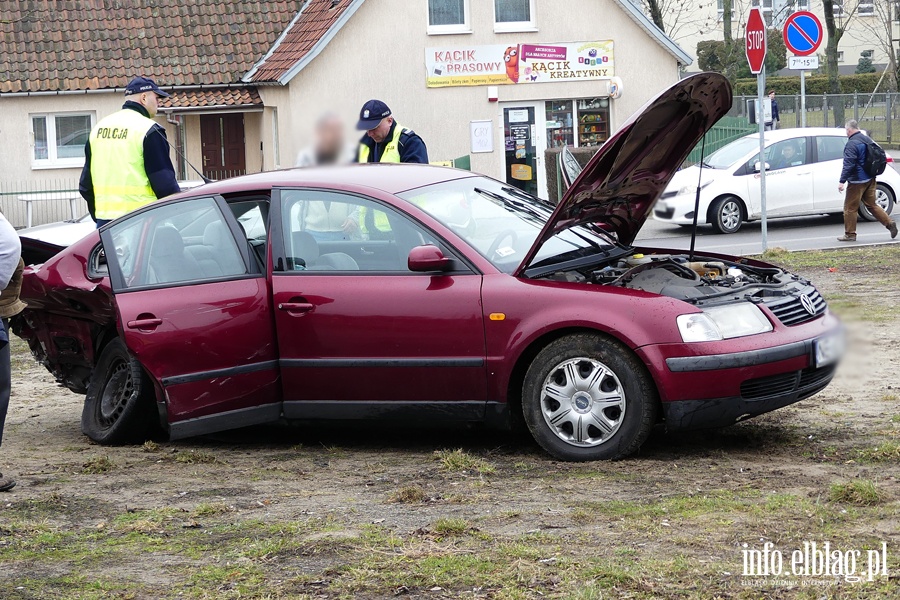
745 8 767 74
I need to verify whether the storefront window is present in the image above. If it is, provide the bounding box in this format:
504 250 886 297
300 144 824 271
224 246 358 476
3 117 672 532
576 98 609 148
545 101 574 148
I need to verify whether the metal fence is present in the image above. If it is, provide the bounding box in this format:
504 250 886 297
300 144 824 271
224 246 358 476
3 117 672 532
733 92 900 143
0 180 88 229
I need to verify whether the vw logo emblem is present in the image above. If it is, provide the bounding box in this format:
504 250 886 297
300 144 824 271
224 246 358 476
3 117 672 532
799 294 816 316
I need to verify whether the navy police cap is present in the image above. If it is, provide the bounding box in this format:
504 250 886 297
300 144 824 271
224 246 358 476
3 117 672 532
357 99 391 130
125 76 171 98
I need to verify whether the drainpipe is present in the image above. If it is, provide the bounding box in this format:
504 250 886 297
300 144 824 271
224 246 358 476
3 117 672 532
166 113 187 180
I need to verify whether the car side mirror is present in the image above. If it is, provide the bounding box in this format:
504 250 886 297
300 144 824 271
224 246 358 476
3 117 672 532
408 245 452 272
754 161 770 173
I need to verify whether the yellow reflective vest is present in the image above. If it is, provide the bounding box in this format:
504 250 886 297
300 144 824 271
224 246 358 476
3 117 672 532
357 123 409 163
89 108 158 220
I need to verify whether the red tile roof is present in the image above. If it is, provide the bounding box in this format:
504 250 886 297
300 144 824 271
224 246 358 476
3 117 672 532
246 0 356 83
159 88 263 111
0 1 302 94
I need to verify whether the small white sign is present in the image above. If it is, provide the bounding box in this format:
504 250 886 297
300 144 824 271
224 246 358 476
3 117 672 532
508 109 529 123
470 120 493 154
789 55 819 70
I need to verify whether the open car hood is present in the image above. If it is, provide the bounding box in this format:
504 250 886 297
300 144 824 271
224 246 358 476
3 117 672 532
515 72 732 276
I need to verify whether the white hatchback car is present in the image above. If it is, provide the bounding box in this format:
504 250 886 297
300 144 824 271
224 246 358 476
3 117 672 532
653 127 899 233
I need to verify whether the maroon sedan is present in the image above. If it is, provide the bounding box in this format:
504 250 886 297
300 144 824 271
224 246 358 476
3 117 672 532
13 73 843 461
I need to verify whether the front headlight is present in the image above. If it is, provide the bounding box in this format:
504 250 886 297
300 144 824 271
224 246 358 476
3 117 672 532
676 303 773 342
677 180 713 196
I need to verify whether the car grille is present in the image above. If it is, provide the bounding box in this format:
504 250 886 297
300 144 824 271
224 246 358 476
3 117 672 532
764 289 826 326
654 206 675 219
740 364 837 401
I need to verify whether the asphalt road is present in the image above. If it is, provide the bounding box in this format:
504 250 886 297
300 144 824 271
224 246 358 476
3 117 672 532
635 163 900 255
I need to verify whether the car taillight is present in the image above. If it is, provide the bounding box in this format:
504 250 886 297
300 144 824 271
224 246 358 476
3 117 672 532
887 154 894 163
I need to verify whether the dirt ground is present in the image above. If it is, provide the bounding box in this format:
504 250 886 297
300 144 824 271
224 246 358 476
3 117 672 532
1 247 899 599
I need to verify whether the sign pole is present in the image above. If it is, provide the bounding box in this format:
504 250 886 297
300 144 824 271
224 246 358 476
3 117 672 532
801 70 806 128
758 70 767 253
747 7 768 253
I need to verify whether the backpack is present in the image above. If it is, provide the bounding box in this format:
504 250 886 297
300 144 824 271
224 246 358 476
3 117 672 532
862 139 887 177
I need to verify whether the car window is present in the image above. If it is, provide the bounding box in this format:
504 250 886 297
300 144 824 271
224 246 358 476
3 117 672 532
106 197 248 290
816 136 846 163
279 190 453 273
399 177 615 274
705 136 760 169
767 138 808 170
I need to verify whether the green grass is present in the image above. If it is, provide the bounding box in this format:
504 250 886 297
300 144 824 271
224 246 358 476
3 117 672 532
758 244 900 271
855 441 900 462
81 455 115 474
829 480 885 506
173 450 219 464
434 448 496 474
387 485 426 504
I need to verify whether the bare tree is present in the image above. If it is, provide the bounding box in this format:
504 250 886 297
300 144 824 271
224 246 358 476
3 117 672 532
632 0 717 41
852 0 898 91
822 0 861 125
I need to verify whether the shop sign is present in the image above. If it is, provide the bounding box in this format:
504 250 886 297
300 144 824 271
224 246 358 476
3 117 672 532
426 41 614 88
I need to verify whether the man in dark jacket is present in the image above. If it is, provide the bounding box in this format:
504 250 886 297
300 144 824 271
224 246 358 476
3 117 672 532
355 100 428 164
79 76 181 227
837 120 898 242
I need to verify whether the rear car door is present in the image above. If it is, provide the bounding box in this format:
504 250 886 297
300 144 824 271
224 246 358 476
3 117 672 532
268 188 488 421
100 195 280 439
812 135 848 212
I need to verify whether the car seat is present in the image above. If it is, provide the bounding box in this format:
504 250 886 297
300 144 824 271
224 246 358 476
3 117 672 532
147 225 205 284
290 231 359 270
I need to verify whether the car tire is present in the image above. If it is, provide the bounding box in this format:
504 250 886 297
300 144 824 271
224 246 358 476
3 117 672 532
522 333 658 461
709 196 743 234
82 338 158 445
858 183 895 222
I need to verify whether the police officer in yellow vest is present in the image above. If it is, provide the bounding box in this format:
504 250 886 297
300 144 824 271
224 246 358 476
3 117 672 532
79 76 181 227
356 99 428 164
355 100 428 238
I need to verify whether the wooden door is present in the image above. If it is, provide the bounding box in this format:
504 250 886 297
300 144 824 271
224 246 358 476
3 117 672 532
200 114 246 180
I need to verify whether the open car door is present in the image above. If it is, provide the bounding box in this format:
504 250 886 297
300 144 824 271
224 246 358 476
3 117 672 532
99 195 280 439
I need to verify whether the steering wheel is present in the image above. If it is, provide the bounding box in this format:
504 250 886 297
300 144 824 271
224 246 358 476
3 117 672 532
487 229 518 258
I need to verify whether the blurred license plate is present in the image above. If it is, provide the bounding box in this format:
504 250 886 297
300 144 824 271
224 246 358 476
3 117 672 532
813 330 845 368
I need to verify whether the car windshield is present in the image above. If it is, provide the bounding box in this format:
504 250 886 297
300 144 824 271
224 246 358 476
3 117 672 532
704 136 760 169
398 176 616 273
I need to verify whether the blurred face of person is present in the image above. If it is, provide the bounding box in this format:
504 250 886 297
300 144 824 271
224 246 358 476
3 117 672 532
367 116 394 143
315 116 345 164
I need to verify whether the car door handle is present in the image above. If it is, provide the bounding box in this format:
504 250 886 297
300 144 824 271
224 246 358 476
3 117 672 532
278 302 314 314
126 318 162 330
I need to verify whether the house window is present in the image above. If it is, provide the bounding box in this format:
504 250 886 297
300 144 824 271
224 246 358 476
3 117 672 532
31 113 93 169
861 49 873 58
750 0 774 26
837 51 844 61
494 0 536 32
832 1 844 17
427 0 470 34
857 2 873 15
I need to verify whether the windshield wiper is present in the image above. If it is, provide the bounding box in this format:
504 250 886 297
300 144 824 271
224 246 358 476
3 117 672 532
473 187 549 222
501 185 555 208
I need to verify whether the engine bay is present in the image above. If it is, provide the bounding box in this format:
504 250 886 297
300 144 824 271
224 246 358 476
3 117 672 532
542 251 813 307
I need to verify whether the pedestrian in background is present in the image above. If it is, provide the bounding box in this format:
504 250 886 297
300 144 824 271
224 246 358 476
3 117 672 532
295 112 354 167
356 100 428 164
837 120 898 242
765 90 779 131
80 76 181 227
0 211 25 493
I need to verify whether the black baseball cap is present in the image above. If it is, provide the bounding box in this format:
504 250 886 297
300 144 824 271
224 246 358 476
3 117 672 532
356 99 391 130
125 76 171 98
